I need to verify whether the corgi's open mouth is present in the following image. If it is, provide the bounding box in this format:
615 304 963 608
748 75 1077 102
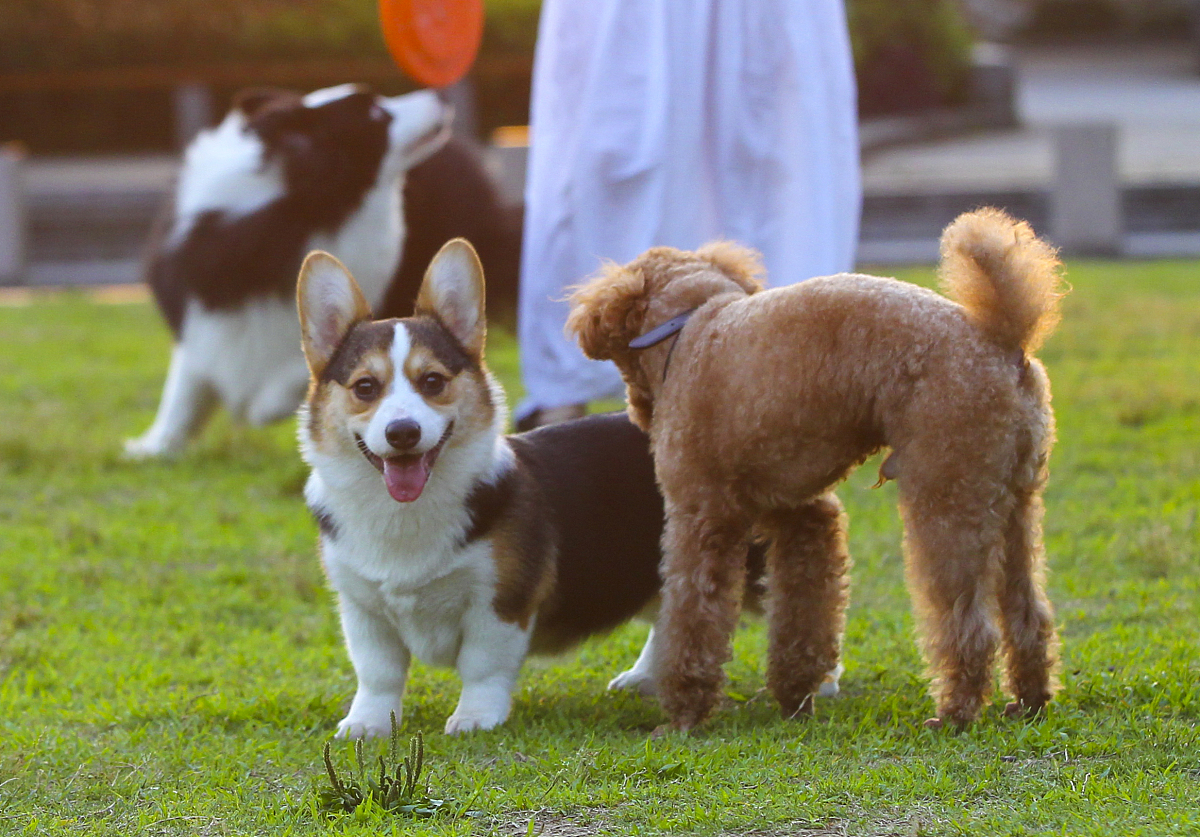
355 422 454 504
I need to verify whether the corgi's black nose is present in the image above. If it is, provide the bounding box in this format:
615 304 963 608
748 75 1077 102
385 419 422 451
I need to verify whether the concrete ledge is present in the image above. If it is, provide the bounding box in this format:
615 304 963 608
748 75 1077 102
25 259 141 286
0 145 26 282
1123 231 1200 259
857 239 941 266
21 229 1200 286
1127 184 1200 231
862 189 1048 241
861 232 1200 266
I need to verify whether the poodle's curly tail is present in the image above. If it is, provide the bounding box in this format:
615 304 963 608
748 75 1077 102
938 208 1066 355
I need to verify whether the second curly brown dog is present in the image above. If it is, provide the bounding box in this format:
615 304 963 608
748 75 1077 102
567 208 1065 730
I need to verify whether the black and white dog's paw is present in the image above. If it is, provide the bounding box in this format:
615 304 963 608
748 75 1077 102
123 433 183 460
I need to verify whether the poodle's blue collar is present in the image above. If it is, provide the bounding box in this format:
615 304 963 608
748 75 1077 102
628 307 698 383
627 308 697 350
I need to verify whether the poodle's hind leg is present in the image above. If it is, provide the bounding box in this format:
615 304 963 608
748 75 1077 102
655 506 751 731
900 490 1007 728
760 493 851 719
998 489 1060 718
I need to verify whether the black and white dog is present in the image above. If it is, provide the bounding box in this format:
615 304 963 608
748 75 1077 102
127 83 519 457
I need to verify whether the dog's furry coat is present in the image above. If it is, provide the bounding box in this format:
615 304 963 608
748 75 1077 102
567 208 1066 729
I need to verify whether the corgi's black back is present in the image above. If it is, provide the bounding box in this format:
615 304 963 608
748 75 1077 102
511 413 664 650
512 412 765 652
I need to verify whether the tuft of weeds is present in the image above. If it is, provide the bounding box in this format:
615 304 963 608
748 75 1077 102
316 712 483 820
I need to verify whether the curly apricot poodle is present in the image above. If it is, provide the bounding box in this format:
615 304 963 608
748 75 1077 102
567 208 1066 730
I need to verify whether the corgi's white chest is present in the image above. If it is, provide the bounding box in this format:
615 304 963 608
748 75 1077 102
379 568 475 666
315 473 497 671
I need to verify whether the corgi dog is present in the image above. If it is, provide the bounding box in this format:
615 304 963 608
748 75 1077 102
126 83 520 459
296 240 840 736
297 240 660 736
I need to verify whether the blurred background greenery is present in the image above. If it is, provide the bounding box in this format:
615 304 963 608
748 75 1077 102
0 0 1193 153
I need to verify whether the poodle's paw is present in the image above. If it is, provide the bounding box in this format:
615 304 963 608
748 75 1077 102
781 693 816 720
817 662 845 699
923 714 971 732
607 668 657 696
1003 699 1047 720
444 708 505 735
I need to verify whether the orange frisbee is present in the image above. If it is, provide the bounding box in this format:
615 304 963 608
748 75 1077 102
379 0 484 89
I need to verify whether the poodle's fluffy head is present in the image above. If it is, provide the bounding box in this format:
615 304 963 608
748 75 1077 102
566 241 764 428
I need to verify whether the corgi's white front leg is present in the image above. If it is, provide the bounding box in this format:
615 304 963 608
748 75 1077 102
444 607 530 735
335 594 411 739
125 343 216 458
608 625 660 695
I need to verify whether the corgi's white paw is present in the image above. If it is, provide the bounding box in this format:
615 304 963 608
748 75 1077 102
334 692 403 740
335 714 395 740
607 668 657 696
444 708 505 735
817 662 845 698
445 680 511 735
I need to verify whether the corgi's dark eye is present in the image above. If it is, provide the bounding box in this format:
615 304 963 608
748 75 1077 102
417 372 447 397
352 376 381 401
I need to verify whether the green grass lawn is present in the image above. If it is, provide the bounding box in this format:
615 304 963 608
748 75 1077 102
1 260 1198 836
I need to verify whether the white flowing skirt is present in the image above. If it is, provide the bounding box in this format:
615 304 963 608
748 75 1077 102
517 0 861 417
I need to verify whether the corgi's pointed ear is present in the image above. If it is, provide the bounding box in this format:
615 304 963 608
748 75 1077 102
415 238 486 357
297 251 371 378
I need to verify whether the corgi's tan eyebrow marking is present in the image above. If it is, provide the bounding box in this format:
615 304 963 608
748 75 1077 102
321 320 396 385
403 316 475 375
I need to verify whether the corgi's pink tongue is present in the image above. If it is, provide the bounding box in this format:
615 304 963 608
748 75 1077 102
382 455 432 503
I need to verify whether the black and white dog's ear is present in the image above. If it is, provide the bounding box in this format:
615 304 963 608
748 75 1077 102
248 100 319 170
416 238 486 357
297 251 372 378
